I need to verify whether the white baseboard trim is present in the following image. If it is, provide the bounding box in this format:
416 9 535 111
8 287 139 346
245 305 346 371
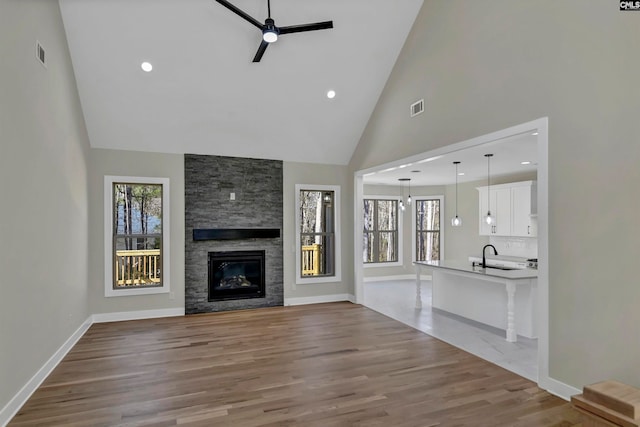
364 274 432 283
539 376 582 402
92 307 185 323
285 294 355 306
0 316 93 427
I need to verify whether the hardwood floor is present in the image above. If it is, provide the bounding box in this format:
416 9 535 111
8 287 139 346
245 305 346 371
10 303 580 426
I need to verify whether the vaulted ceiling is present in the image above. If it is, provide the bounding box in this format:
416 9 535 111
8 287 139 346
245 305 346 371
59 0 424 165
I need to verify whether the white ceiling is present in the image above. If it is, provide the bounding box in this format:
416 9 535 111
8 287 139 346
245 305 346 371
363 131 539 187
59 0 423 165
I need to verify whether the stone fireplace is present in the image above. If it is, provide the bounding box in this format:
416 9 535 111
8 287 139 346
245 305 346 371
184 154 283 314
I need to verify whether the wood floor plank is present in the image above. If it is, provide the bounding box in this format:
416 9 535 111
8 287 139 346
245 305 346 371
9 303 581 426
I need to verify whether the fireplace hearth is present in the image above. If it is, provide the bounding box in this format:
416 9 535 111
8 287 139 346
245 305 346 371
208 250 265 301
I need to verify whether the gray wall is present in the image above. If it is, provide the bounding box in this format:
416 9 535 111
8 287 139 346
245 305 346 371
88 148 185 315
0 0 91 412
350 0 640 389
283 162 353 300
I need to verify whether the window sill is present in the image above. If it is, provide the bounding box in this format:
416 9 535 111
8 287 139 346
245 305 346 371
296 274 342 285
363 261 402 269
105 285 169 298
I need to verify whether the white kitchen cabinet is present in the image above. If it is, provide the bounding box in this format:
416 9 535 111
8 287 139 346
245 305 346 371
477 181 536 237
478 187 511 236
511 182 537 237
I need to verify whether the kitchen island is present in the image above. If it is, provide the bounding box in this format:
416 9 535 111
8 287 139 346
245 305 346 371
414 260 538 342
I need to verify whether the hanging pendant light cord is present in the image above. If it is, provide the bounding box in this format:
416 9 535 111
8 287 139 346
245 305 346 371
484 154 494 226
486 154 492 208
455 162 459 217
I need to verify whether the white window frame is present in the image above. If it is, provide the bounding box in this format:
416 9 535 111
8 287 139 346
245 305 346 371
363 195 403 268
104 175 171 297
412 195 445 263
295 184 342 285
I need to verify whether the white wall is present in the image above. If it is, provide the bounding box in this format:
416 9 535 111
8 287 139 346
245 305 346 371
442 180 488 261
350 0 640 390
0 0 91 413
283 162 353 301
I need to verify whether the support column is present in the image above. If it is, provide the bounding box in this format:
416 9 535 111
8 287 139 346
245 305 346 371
415 264 422 309
505 281 517 342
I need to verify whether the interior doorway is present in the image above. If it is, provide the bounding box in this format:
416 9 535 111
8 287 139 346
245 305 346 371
353 118 549 388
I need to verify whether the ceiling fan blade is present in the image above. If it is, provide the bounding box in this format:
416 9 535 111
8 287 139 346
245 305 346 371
252 40 269 62
279 21 333 35
215 0 264 30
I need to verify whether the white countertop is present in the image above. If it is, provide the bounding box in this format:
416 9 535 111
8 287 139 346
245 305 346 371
415 260 538 280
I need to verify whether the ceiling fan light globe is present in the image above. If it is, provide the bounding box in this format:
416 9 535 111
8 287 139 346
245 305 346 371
263 31 278 43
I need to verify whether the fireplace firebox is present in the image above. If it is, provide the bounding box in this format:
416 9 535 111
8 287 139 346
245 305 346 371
208 250 265 301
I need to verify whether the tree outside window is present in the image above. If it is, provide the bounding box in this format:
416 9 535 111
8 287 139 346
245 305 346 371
299 190 335 277
363 199 399 263
104 176 170 297
415 198 441 261
112 183 163 289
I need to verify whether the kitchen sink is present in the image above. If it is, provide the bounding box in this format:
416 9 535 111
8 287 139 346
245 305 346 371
471 262 521 271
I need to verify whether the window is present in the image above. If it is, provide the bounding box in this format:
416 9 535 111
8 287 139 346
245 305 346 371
104 176 170 297
295 184 341 284
413 197 443 262
363 198 401 265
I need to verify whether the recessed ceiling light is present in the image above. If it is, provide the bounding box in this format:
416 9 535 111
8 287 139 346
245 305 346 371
327 90 336 99
458 172 465 176
532 132 539 136
521 161 531 165
141 62 153 72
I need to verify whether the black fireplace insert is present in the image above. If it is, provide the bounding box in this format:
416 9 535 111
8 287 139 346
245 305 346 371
208 250 265 301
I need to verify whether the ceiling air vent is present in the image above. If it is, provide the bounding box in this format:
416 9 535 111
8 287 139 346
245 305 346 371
36 41 46 68
410 99 424 117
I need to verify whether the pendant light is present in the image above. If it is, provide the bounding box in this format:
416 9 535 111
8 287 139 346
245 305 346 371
451 161 462 227
484 154 495 225
398 178 411 208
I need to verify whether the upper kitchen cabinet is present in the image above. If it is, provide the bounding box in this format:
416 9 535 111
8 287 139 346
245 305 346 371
511 182 537 237
477 181 537 237
478 186 511 236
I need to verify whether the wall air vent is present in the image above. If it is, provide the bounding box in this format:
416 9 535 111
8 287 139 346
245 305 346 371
36 41 46 68
410 99 424 117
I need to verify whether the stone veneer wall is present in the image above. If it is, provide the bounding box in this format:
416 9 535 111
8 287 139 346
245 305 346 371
185 154 283 314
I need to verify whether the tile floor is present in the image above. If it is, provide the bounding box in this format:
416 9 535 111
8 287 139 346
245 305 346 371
363 278 538 381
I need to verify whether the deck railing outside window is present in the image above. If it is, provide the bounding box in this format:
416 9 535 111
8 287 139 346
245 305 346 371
302 244 322 275
114 249 161 287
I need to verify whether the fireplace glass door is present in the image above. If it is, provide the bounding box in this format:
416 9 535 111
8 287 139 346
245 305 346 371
208 250 265 301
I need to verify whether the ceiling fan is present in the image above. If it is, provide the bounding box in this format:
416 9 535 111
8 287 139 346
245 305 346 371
215 0 334 62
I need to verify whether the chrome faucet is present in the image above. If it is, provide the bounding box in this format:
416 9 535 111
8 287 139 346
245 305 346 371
482 244 498 268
